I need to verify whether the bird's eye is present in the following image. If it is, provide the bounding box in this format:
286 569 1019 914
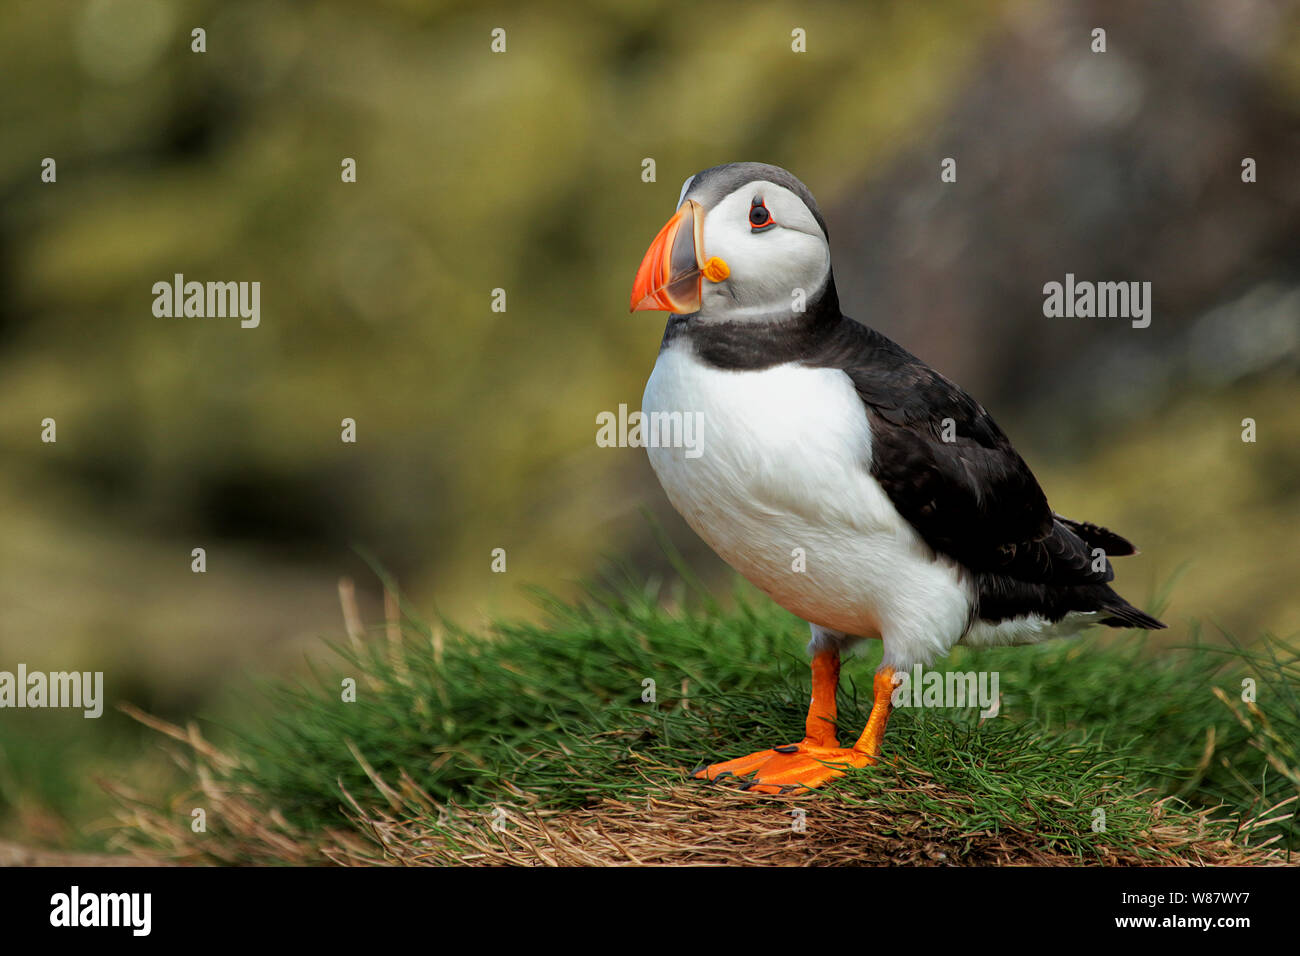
749 198 774 231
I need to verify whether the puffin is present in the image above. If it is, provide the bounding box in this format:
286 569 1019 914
630 162 1164 794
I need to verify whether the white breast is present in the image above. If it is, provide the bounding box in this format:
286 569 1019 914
642 342 976 670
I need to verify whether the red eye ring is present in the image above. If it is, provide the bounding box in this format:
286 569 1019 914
749 197 775 231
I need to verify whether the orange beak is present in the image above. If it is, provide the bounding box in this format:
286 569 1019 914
629 200 707 313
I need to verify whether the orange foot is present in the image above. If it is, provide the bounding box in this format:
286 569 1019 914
692 741 875 794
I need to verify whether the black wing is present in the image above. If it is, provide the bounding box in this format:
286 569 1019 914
808 319 1162 628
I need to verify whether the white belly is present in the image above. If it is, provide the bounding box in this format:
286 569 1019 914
642 342 976 670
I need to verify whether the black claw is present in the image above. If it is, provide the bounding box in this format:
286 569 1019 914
779 785 798 795
690 763 709 776
773 744 799 754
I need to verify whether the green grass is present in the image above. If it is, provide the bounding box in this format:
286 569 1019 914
189 567 1298 863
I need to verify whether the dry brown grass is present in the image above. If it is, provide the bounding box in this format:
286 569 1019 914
0 840 163 867
102 703 372 867
340 778 1294 868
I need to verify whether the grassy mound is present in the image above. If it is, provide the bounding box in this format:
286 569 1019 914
114 572 1299 865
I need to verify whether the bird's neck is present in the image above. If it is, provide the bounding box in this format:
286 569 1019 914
662 276 845 371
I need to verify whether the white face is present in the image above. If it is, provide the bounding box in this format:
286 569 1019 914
695 180 831 321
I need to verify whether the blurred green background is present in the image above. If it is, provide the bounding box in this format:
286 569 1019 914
1 0 1298 848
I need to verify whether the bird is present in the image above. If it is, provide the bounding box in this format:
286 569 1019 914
629 162 1165 794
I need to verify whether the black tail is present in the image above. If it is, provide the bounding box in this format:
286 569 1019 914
1055 514 1138 557
1099 591 1166 630
1054 514 1164 629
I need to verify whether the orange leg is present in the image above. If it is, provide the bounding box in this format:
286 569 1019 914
803 647 841 747
694 654 896 794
